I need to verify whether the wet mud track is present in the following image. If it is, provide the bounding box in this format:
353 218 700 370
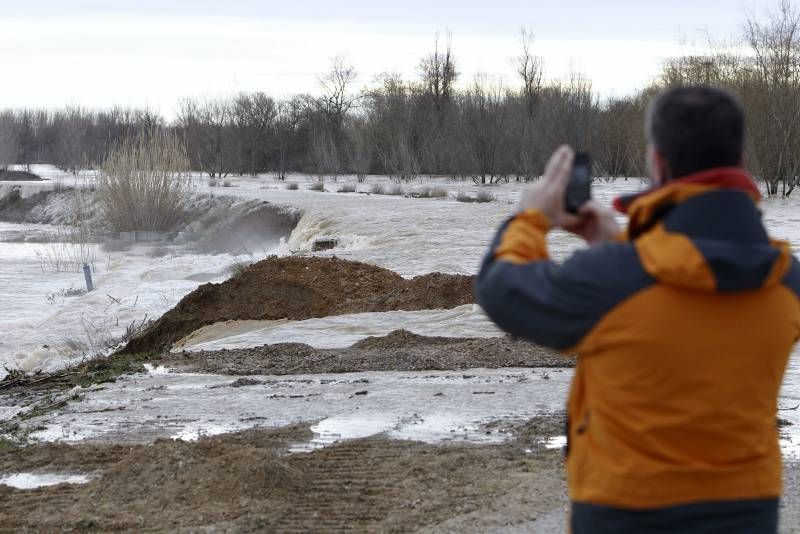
0 423 569 532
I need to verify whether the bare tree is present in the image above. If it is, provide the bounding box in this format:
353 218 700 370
317 56 358 131
0 111 17 171
419 32 459 116
232 92 277 175
460 76 513 184
176 97 236 178
744 0 800 195
516 28 544 119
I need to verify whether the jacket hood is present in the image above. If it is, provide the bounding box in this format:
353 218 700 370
620 168 792 293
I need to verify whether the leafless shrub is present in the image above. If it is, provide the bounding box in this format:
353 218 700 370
227 259 253 278
476 189 496 202
35 232 96 273
337 183 357 193
35 187 98 272
99 129 190 232
413 186 447 198
285 182 299 190
370 183 386 194
308 181 325 192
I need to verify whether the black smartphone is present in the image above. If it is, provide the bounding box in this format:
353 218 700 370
565 152 592 214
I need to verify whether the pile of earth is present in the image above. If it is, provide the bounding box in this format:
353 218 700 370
123 256 475 354
0 170 42 181
0 420 569 532
165 329 572 375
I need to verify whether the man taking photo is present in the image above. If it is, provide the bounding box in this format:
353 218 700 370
476 86 800 533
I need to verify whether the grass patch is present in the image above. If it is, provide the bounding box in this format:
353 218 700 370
0 352 159 395
19 392 83 421
370 183 385 194
285 182 299 190
308 181 325 192
388 185 404 196
74 352 158 388
337 184 357 193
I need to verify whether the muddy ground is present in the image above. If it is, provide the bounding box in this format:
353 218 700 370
124 256 475 354
164 329 573 375
0 418 570 533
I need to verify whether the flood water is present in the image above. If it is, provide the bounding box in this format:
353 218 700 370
2 173 800 454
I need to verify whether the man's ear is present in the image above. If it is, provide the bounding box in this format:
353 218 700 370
647 146 670 186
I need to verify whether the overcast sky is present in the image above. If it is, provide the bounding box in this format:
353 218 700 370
0 0 779 116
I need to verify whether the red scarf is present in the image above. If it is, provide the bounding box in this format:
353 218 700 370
613 167 761 214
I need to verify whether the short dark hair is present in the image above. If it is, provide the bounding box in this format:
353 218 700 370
646 86 745 180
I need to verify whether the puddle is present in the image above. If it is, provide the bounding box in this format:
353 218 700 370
0 472 93 489
172 422 247 442
541 436 567 450
16 363 800 460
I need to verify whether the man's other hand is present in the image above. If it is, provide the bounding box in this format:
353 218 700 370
567 201 622 245
516 145 621 245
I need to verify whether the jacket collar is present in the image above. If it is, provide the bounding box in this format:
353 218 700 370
614 167 761 240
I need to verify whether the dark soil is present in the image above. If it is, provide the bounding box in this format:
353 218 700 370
0 420 568 532
123 256 475 354
0 170 42 181
165 329 572 375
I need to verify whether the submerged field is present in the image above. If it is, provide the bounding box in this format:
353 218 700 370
2 169 800 531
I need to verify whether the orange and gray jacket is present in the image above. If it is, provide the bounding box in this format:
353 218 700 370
476 167 800 509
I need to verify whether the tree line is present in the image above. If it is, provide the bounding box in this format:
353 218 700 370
1 1 799 195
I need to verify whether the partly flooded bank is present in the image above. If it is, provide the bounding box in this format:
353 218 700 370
22 366 571 447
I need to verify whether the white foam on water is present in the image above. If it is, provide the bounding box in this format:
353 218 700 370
143 363 170 375
0 472 93 489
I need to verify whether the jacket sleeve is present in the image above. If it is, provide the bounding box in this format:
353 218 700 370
475 209 653 352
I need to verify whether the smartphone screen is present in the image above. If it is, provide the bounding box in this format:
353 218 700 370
565 152 592 214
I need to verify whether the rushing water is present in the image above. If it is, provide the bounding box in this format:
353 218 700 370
2 174 800 454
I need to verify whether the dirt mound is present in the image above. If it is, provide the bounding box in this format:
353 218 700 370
123 257 475 354
163 329 570 375
0 170 42 181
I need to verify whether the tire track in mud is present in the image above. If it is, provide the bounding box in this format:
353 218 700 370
0 423 569 532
